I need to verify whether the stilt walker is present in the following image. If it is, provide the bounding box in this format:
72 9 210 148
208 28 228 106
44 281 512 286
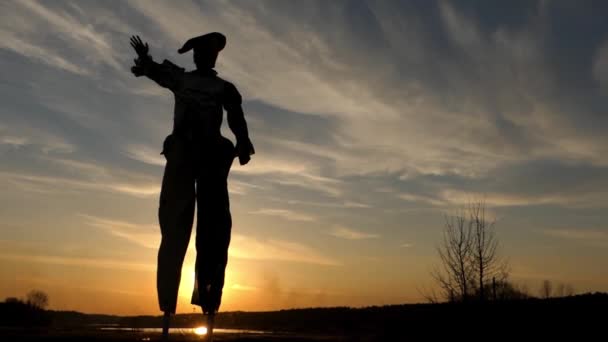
129 33 254 341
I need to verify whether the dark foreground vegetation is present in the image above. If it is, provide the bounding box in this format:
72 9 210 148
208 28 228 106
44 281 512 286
1 292 606 341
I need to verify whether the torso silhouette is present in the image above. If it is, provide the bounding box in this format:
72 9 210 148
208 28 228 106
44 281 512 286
143 59 246 143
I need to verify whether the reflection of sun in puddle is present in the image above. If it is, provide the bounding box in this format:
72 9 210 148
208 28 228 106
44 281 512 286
193 326 208 335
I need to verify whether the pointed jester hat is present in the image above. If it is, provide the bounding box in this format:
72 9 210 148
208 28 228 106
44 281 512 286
177 32 226 54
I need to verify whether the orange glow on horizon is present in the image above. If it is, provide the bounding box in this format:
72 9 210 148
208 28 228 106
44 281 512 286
193 326 208 335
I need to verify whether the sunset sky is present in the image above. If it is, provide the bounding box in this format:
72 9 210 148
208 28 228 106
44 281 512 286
1 0 608 315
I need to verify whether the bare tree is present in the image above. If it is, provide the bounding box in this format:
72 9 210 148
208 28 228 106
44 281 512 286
540 280 552 299
26 290 49 310
431 201 509 303
555 283 565 297
565 284 575 297
432 213 474 302
469 201 509 302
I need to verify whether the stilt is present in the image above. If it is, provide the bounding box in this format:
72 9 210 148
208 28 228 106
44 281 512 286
162 311 171 341
206 313 215 342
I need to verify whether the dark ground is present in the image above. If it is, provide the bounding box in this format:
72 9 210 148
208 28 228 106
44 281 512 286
2 293 607 341
0 329 338 342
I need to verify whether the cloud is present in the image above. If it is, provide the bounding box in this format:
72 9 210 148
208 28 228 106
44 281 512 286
16 1 123 71
0 167 159 199
232 155 312 176
0 1 128 83
280 199 371 209
124 144 166 166
249 208 316 222
542 228 608 247
329 226 379 240
42 157 160 194
0 123 75 154
80 214 159 249
107 183 160 197
230 146 343 197
0 253 155 272
0 29 90 76
79 212 339 269
398 192 444 206
0 135 28 147
438 189 564 207
229 234 340 266
228 179 263 196
423 158 608 209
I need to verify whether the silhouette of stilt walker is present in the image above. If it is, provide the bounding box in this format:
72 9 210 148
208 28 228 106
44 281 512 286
130 33 254 341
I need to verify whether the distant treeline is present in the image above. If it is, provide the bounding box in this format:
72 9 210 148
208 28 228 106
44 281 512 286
13 292 599 338
0 298 51 327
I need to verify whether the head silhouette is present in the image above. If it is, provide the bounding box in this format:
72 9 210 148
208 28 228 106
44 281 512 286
193 48 219 69
178 32 226 70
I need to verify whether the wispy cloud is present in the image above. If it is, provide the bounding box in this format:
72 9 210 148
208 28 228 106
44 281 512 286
107 183 160 197
439 189 608 209
231 153 343 197
80 214 159 249
542 228 608 247
0 30 90 75
329 226 379 240
397 192 444 206
0 135 28 147
0 253 155 271
228 180 264 196
231 154 312 176
17 0 123 71
229 234 340 266
0 124 75 154
124 144 166 166
280 199 371 209
0 170 159 199
250 208 316 222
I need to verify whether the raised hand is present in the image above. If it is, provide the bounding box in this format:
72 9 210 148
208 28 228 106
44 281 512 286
130 35 149 58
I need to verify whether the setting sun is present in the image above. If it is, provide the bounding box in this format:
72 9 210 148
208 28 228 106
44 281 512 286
193 326 208 335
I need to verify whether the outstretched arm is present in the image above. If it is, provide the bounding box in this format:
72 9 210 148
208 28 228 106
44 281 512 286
224 83 254 165
130 35 184 91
